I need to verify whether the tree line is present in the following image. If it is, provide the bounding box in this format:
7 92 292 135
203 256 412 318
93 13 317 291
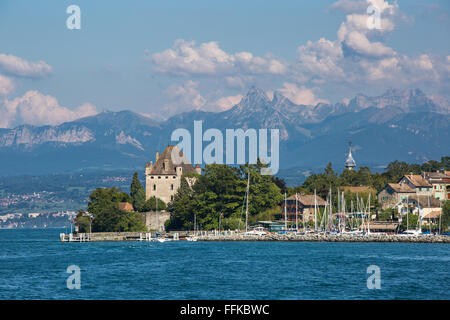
76 156 449 233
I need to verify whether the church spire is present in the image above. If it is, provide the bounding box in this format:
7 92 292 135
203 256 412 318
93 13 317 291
345 141 356 170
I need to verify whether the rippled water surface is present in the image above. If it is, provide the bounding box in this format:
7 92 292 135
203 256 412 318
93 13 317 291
0 229 449 299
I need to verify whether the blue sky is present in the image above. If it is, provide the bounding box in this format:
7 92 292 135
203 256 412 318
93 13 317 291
0 0 449 127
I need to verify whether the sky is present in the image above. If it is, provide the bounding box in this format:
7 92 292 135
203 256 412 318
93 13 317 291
0 0 449 128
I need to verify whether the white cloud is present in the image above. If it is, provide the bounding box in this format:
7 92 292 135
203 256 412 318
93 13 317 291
343 31 395 57
329 0 367 13
0 91 97 128
145 0 450 115
276 83 329 106
151 39 287 78
0 53 52 78
0 74 15 96
162 80 206 116
215 94 243 111
291 0 449 93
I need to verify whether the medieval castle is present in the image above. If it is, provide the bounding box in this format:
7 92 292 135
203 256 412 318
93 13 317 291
145 145 201 204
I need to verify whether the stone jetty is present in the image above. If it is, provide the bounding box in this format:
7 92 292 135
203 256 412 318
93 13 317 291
197 233 450 243
60 231 450 243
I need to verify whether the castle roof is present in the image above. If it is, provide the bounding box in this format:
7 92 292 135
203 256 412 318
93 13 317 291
149 145 197 175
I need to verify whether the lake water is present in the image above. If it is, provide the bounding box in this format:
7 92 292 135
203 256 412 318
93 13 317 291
0 228 449 299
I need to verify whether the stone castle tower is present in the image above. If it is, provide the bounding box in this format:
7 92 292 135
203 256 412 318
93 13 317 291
145 145 201 204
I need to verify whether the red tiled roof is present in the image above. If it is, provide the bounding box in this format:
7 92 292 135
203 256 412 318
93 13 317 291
118 202 134 211
341 186 375 193
286 194 327 206
387 183 415 193
402 174 432 187
423 211 441 219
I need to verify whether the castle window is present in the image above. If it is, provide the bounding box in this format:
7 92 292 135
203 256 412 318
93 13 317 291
171 195 174 201
171 184 174 190
151 176 154 179
173 176 176 179
153 184 156 191
166 176 168 179
158 176 161 179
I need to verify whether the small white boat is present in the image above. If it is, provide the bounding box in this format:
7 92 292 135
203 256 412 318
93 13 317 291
244 227 267 236
401 229 423 236
186 236 198 242
156 237 166 243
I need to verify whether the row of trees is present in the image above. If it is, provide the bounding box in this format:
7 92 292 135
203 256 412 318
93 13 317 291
166 157 450 232
166 162 283 231
76 156 449 233
76 173 167 233
301 157 449 199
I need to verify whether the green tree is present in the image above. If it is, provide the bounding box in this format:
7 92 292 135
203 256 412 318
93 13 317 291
118 211 147 232
165 162 282 231
130 172 146 212
441 200 450 232
400 213 418 231
142 196 166 212
166 177 195 230
302 163 339 200
87 187 133 232
75 209 91 233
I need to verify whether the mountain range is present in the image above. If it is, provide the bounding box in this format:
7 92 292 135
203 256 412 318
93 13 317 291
0 87 449 179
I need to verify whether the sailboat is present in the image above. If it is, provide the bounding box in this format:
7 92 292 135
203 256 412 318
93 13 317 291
401 196 423 236
186 212 199 241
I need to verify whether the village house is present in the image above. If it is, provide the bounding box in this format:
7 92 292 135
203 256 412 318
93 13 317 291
422 171 449 201
377 183 416 210
398 174 432 196
282 194 327 223
397 195 442 225
444 171 450 200
145 145 201 204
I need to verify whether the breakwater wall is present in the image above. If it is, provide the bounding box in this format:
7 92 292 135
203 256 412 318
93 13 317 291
60 231 450 243
197 233 450 243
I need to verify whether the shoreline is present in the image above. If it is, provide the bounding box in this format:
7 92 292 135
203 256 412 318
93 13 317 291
60 232 450 243
197 234 450 243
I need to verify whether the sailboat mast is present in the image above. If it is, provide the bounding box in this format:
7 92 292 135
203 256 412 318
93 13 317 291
367 193 371 235
329 188 332 232
406 195 409 231
439 200 442 234
295 193 298 232
284 192 287 231
245 171 250 233
428 195 431 234
314 189 317 232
